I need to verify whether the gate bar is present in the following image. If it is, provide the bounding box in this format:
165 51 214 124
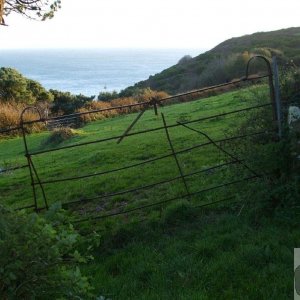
161 113 191 199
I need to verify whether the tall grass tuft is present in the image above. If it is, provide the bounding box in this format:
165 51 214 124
0 102 45 136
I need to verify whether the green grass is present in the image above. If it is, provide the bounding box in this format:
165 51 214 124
1 85 297 299
0 85 269 212
84 204 296 299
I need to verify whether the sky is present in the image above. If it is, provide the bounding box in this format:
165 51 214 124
0 0 300 49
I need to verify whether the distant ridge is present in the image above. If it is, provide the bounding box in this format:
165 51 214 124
121 27 300 95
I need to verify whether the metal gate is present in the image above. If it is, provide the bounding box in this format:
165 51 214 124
1 56 282 222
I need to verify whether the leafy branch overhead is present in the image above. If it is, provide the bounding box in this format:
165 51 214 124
1 0 61 24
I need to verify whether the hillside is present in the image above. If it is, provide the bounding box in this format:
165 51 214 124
121 27 300 95
1 84 298 298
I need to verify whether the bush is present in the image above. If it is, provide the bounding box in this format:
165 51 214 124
279 64 300 108
97 90 119 102
0 205 94 299
77 89 170 124
132 87 169 103
0 102 45 137
76 101 117 124
1 87 169 136
50 90 94 115
222 83 300 220
0 68 53 104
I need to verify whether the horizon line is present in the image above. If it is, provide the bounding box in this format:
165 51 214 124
0 47 208 51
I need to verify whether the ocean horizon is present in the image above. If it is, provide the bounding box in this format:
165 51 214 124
0 48 205 96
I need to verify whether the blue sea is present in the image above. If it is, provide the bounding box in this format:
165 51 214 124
0 48 204 96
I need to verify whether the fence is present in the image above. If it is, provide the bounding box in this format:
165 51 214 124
0 56 282 222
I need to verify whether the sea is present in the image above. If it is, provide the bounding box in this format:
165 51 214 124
0 48 204 97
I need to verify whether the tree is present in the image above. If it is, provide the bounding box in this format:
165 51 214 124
97 90 119 102
177 55 193 65
0 67 53 104
27 78 53 102
1 0 61 25
50 89 94 115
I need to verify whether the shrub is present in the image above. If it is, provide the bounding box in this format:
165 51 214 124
0 68 53 104
97 90 119 102
222 83 299 220
77 89 170 124
0 205 94 299
50 90 94 115
110 97 140 114
1 87 169 136
76 101 117 124
279 64 300 108
132 88 169 103
0 102 45 137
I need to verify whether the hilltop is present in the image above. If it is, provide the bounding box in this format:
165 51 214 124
121 27 300 95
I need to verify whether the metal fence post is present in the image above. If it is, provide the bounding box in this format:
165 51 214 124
20 115 38 212
272 56 282 138
20 107 48 211
245 55 277 123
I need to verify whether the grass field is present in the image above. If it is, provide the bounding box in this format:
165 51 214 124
0 85 269 211
0 84 298 299
84 206 296 299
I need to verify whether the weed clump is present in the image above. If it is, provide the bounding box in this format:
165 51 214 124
43 127 79 145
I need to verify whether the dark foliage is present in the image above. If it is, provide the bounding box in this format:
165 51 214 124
0 67 53 104
50 90 94 115
2 0 61 24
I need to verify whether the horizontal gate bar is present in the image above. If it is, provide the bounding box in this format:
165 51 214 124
73 175 260 223
0 164 29 174
0 126 22 134
35 130 266 185
62 160 240 207
29 102 272 156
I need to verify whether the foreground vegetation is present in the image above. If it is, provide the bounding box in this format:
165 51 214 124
85 202 298 299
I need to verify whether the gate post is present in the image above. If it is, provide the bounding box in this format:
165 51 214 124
20 107 39 212
20 107 48 211
272 56 282 139
245 55 279 131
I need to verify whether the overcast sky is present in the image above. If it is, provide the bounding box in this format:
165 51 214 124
1 0 300 49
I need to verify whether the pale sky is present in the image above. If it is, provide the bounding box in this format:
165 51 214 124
1 0 300 49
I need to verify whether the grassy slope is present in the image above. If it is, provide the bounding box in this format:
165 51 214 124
123 27 300 94
0 85 266 211
0 85 298 299
85 207 297 299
